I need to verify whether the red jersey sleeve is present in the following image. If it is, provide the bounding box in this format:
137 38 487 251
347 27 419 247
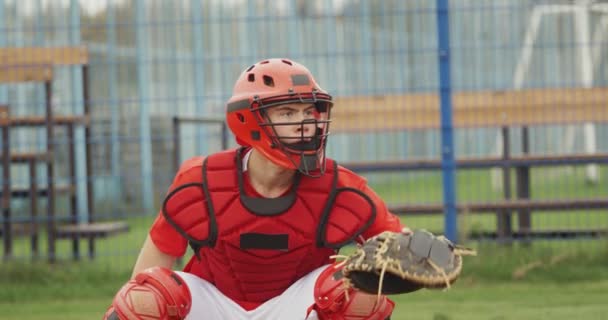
149 156 206 257
337 166 404 240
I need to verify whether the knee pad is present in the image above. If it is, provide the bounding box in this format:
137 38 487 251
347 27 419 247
107 267 191 320
308 263 394 320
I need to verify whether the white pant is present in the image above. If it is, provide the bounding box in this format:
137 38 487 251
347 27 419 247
177 265 328 320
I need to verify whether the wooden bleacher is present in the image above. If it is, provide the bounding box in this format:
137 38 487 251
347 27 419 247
0 64 54 84
331 87 608 131
331 87 608 241
0 47 128 262
0 46 89 66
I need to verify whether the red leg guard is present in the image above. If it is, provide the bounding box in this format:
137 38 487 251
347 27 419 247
104 267 191 320
308 263 394 320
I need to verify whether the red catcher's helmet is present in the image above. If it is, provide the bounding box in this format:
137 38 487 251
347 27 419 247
226 58 333 176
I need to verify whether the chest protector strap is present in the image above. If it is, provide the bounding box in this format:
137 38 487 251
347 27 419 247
161 157 219 259
316 176 377 249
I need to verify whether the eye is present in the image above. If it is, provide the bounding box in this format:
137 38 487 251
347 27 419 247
280 110 294 117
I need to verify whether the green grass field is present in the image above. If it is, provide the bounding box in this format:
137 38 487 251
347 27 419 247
0 166 606 319
1 282 607 319
1 241 608 320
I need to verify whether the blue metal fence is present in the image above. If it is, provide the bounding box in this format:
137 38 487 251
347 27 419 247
0 0 607 260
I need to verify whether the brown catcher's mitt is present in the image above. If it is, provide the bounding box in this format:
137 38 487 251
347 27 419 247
341 229 476 295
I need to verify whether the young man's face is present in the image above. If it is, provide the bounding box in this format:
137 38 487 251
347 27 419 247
264 103 327 146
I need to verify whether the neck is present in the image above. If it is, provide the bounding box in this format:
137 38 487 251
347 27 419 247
247 149 295 198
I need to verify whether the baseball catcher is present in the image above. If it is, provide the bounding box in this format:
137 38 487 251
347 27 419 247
103 58 475 320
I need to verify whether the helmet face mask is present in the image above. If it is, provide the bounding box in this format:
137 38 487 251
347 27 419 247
255 96 332 175
226 59 333 177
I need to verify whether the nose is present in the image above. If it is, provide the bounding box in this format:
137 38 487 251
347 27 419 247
298 118 316 133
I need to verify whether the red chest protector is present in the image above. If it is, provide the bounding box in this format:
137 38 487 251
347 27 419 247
161 148 377 304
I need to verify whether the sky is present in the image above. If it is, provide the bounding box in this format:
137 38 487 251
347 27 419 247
8 0 348 16
9 0 123 15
